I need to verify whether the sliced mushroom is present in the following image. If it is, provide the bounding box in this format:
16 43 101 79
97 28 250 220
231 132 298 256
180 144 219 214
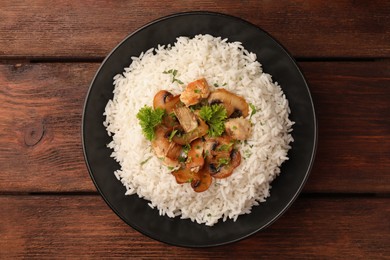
174 106 198 133
151 126 182 167
172 166 199 184
203 135 234 162
208 88 249 118
207 149 241 179
191 167 212 193
186 139 205 173
224 117 252 140
180 78 211 106
172 117 209 145
153 90 181 114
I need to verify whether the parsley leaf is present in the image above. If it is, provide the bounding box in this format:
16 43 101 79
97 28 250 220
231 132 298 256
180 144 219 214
168 129 178 142
136 106 165 141
218 157 231 167
249 103 257 119
163 69 183 84
199 104 227 137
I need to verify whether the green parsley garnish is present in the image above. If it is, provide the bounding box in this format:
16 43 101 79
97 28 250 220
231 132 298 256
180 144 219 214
194 89 201 94
178 156 186 163
199 104 227 137
163 69 184 84
217 143 233 152
249 103 257 119
218 157 231 167
187 178 193 183
140 156 152 166
136 106 165 141
183 143 191 154
168 129 178 142
213 83 219 88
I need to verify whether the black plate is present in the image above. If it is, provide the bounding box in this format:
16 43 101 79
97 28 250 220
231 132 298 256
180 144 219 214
82 11 317 247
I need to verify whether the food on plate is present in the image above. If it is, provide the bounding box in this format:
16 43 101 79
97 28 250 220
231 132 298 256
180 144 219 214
137 78 252 192
104 34 293 226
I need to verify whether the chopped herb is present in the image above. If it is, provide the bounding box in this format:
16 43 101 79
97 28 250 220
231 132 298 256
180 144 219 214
167 166 174 171
136 106 165 141
163 69 183 84
194 89 201 94
183 143 191 153
140 156 152 166
178 156 186 163
207 213 212 217
168 129 178 142
187 178 193 183
244 149 252 159
196 145 201 149
222 83 227 86
213 83 219 88
249 103 257 119
232 125 237 130
217 143 233 152
218 157 231 167
199 104 227 137
196 154 199 158
204 150 209 158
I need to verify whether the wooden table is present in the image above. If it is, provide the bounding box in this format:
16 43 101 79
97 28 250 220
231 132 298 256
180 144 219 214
1 1 389 258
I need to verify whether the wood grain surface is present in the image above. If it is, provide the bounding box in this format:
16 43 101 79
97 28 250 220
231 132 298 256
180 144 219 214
1 62 389 193
1 1 389 258
1 196 389 258
0 1 389 59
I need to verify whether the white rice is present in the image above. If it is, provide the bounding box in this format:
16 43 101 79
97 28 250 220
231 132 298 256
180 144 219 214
104 34 294 226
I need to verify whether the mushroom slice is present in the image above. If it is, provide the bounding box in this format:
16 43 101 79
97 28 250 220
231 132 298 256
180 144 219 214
172 166 200 184
180 78 211 106
174 106 198 133
208 149 241 179
191 167 212 193
172 117 209 145
153 90 181 114
208 88 249 118
186 139 205 173
224 117 252 140
151 126 181 167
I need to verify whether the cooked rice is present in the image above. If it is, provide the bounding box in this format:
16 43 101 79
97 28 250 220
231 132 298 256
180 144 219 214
104 34 293 226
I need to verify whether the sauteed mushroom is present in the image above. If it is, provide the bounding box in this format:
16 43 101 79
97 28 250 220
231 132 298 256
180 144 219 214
208 88 249 118
151 126 182 167
172 117 209 145
153 90 181 114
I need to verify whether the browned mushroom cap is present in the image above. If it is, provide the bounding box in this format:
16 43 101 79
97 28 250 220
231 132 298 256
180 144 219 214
172 167 194 184
186 139 205 173
191 167 212 192
172 117 209 145
153 90 181 114
207 149 241 179
151 126 182 167
208 89 249 118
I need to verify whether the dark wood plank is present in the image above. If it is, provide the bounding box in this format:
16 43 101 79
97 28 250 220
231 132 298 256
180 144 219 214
0 61 389 193
0 63 98 192
301 61 390 193
1 196 388 258
0 1 389 58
